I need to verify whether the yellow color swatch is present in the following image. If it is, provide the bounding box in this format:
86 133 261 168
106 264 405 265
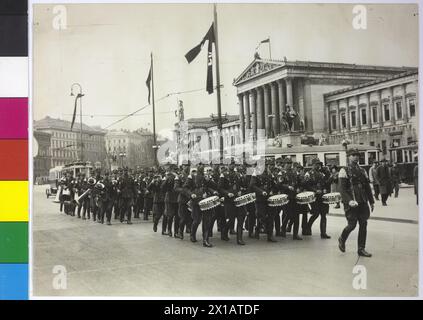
0 181 28 221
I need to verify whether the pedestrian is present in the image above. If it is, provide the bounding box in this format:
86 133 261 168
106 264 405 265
390 162 401 198
375 158 391 206
368 162 380 200
338 148 375 257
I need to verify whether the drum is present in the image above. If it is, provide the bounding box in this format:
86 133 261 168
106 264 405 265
199 196 220 212
322 192 341 204
268 194 289 207
234 193 256 207
296 191 316 205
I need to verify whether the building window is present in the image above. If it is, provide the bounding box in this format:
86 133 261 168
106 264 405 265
324 153 340 166
341 113 346 129
383 104 390 121
351 111 356 127
392 138 401 147
361 109 367 125
372 106 378 123
408 98 416 117
382 140 387 155
370 141 375 146
396 101 403 119
331 114 337 130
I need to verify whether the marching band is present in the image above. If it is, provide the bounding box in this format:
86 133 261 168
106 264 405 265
55 147 374 254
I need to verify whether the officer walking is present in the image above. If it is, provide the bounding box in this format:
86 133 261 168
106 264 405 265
338 148 375 257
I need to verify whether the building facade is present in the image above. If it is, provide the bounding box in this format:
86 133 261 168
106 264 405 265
233 58 416 141
34 116 107 168
324 71 418 163
105 129 155 169
174 115 241 164
33 130 52 183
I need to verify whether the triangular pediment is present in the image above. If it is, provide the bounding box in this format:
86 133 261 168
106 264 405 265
233 59 284 86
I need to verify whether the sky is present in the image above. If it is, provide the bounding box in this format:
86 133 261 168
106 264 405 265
33 2 419 138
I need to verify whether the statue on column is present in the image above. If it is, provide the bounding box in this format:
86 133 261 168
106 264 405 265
178 100 184 122
281 104 298 133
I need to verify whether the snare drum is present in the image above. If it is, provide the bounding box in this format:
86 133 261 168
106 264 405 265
296 191 316 205
234 193 256 207
268 194 289 207
199 196 220 212
322 192 341 204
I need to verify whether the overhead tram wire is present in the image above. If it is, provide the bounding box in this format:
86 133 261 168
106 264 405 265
99 85 223 129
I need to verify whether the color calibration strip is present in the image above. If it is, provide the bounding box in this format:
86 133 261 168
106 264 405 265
0 0 29 300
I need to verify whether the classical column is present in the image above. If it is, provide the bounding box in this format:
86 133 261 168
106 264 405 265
357 96 361 131
263 84 271 138
286 77 293 108
346 99 351 131
256 87 264 132
390 87 396 125
402 84 408 122
326 102 331 134
270 82 280 136
238 94 245 143
243 91 251 130
336 100 340 133
250 90 257 141
367 92 372 129
277 79 286 133
378 90 383 127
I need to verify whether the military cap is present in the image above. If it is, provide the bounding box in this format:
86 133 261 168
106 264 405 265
347 148 360 156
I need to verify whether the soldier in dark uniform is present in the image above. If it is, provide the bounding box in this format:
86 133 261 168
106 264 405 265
143 172 154 220
338 148 374 257
209 164 225 236
279 158 303 240
249 165 277 242
82 176 95 220
100 171 114 225
163 170 179 237
218 166 246 245
190 165 218 247
150 174 167 234
177 167 196 240
303 158 331 239
75 173 85 218
119 167 136 224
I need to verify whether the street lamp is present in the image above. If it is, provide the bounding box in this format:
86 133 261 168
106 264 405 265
119 152 126 168
70 83 85 162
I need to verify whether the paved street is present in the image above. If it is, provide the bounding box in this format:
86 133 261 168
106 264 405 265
32 185 419 297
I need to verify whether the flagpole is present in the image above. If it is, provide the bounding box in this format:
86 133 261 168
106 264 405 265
213 3 223 162
151 52 158 167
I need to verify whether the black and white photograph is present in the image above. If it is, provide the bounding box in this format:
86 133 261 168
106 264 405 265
32 1 419 297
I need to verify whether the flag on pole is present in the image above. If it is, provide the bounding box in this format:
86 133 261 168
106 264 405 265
146 60 152 104
185 23 215 94
260 38 270 44
70 95 78 131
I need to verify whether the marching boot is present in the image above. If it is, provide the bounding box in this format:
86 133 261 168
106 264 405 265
254 226 260 239
338 237 346 253
190 235 197 243
267 236 277 243
358 248 372 257
221 224 230 241
321 234 331 239
293 235 303 240
203 240 213 248
153 222 158 232
237 232 245 245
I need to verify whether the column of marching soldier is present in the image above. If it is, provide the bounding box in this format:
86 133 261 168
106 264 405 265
56 148 374 256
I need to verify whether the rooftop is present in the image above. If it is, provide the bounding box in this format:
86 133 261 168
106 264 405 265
176 115 239 129
34 116 106 135
323 70 418 97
